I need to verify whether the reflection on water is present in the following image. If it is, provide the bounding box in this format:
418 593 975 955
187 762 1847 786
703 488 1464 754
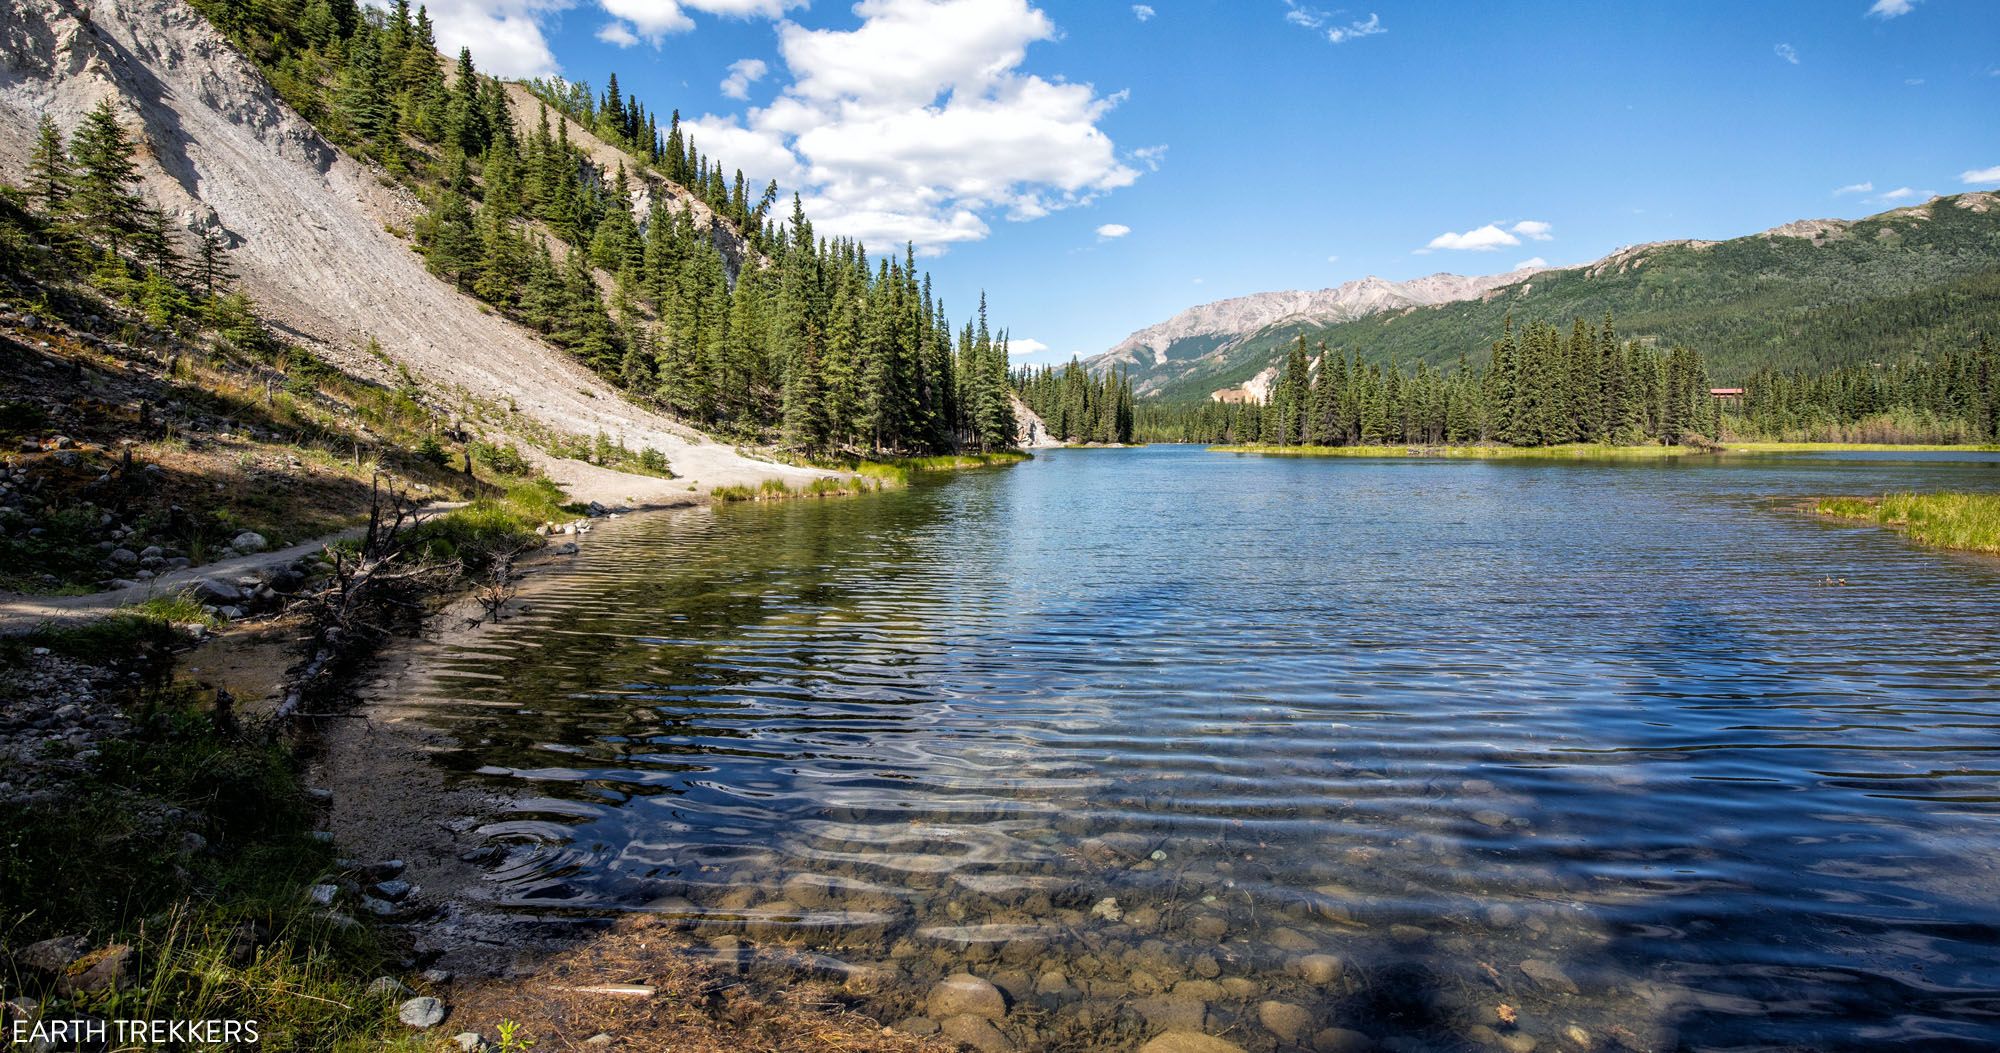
373 448 2000 1051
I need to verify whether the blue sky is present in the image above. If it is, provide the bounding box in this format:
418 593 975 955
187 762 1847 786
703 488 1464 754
410 0 1997 365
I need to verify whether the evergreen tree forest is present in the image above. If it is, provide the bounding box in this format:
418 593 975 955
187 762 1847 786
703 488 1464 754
1012 362 1136 444
1140 316 2000 447
185 0 1021 456
10 103 261 345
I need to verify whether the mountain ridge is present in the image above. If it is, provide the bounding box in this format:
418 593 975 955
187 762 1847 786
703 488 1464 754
1091 192 2000 402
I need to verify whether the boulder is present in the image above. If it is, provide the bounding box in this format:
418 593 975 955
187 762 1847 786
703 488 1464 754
193 578 244 604
398 996 447 1029
929 973 1007 1021
15 935 87 975
231 531 268 553
60 944 134 995
367 977 414 999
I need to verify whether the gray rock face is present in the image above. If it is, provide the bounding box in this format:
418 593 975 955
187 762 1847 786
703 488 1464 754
929 973 1007 1021
397 996 447 1029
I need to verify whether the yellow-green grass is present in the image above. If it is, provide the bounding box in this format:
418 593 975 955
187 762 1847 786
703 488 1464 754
1214 441 2000 459
710 476 885 503
1814 492 2000 554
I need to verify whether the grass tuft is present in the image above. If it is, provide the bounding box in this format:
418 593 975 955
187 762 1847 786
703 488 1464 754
1814 491 2000 554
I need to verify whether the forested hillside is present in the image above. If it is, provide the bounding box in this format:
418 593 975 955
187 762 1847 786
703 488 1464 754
1144 317 2000 448
188 0 1021 456
1109 194 2000 403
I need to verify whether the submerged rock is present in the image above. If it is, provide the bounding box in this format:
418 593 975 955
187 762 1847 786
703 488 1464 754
1258 1000 1313 1043
939 1014 1014 1052
929 973 1008 1020
1139 1032 1247 1053
1289 953 1345 986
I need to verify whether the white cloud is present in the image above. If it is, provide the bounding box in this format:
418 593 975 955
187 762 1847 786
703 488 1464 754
1131 4 1154 21
370 0 570 79
1834 181 1874 195
1326 12 1384 44
1422 224 1519 252
720 57 768 99
1283 2 1385 44
1904 77 1924 85
1875 186 1935 204
1096 223 1132 240
596 20 641 46
1509 219 1554 241
1008 337 1052 358
598 0 805 47
1867 0 1915 17
1326 254 1340 263
1774 43 1799 64
1131 144 1168 172
1961 165 2000 184
1515 257 1548 270
690 0 1138 254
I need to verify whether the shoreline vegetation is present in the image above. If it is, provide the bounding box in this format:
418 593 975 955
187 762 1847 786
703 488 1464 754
711 451 1031 502
1212 440 2000 459
1814 492 2000 554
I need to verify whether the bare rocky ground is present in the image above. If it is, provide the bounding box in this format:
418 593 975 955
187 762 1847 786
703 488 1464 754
0 0 823 499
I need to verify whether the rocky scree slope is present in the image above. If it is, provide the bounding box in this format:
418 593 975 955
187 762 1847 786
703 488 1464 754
1091 270 1543 398
0 0 819 501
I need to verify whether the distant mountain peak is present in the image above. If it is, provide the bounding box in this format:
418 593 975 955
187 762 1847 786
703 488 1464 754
1093 268 1544 389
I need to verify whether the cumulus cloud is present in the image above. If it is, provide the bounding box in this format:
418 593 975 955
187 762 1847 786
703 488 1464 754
721 57 769 99
371 0 570 79
596 21 641 46
1421 224 1519 252
1834 181 1874 195
1132 4 1155 21
1515 257 1548 270
688 0 1138 254
598 0 806 47
1096 223 1132 240
1960 165 2000 184
1419 219 1553 253
1008 337 1052 358
1283 2 1385 44
1867 0 1915 17
1774 43 1798 64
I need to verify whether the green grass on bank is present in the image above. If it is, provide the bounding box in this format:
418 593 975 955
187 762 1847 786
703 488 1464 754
1213 441 2000 459
0 675 405 1050
1815 492 2000 554
716 451 1032 501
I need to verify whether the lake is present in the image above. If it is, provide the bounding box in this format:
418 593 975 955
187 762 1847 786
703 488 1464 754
373 446 2000 1052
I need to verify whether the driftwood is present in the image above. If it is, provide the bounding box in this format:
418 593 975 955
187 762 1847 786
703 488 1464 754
274 479 452 720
